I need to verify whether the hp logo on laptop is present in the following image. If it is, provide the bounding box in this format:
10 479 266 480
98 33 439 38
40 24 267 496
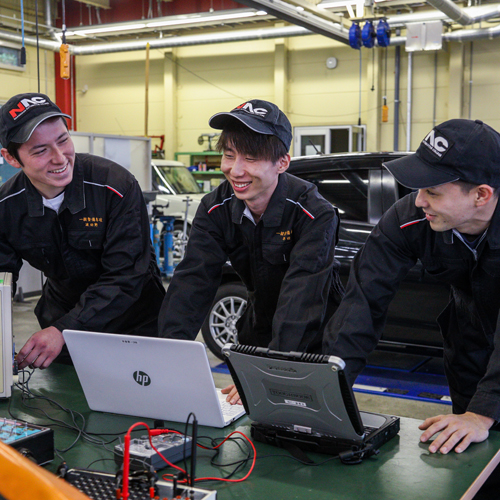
133 371 151 386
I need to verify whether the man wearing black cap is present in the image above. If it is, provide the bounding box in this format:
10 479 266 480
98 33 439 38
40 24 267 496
324 118 500 454
159 99 343 400
0 93 165 369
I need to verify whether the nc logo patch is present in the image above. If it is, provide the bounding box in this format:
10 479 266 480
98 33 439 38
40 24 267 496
422 129 451 158
9 96 50 120
235 102 268 117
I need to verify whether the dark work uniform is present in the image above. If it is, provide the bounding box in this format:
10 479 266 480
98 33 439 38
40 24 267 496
0 153 165 360
324 191 500 422
159 172 344 353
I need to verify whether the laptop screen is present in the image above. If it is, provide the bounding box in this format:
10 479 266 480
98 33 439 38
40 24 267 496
222 344 366 441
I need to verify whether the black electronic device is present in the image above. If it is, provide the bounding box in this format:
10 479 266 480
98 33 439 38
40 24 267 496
114 433 192 470
62 468 216 500
222 344 400 461
0 417 54 465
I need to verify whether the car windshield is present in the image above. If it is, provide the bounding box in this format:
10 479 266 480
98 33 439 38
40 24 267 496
153 164 201 195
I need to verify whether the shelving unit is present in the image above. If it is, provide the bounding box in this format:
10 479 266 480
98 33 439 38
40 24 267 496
174 151 222 170
174 151 224 192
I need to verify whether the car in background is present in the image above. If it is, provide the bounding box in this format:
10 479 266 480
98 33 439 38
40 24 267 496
201 152 450 360
151 159 205 258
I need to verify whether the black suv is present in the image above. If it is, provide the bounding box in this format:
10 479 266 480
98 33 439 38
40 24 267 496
201 152 449 360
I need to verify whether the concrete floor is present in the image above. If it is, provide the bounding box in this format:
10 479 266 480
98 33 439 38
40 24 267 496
12 295 451 423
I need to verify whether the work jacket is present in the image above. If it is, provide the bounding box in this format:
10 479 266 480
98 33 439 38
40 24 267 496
159 172 344 353
324 191 500 421
0 153 165 340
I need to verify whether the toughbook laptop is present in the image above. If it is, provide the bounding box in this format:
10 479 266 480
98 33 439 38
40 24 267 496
62 330 245 428
222 344 400 458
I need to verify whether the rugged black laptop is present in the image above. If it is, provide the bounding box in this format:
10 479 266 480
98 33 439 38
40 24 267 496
222 344 400 461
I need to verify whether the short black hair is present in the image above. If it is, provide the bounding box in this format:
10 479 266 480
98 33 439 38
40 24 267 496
455 179 500 196
216 120 288 164
6 141 23 165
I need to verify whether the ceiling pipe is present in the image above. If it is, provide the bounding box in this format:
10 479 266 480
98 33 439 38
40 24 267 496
387 4 500 28
44 0 57 40
0 29 60 51
2 17 500 54
0 25 312 55
70 25 312 55
424 0 499 26
388 22 500 45
444 22 500 42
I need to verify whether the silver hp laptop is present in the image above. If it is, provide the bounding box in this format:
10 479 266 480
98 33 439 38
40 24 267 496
222 344 400 460
62 330 245 428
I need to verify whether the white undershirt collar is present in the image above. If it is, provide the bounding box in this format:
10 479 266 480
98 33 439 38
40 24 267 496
42 191 65 213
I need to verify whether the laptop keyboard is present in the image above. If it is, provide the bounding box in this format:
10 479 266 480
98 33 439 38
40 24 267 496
220 400 244 418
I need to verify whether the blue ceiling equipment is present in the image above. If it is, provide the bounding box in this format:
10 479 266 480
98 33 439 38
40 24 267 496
349 23 362 49
361 21 375 48
376 19 391 47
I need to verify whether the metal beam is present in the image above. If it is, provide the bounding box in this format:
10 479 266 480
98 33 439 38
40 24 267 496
285 0 350 28
235 0 349 43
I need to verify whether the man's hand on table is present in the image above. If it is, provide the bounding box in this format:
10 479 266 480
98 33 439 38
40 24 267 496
419 411 495 454
16 326 65 370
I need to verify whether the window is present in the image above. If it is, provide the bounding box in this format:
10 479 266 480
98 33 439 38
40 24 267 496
298 169 369 222
293 125 367 157
0 42 24 71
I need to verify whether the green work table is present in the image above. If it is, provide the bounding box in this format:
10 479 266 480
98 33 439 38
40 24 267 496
1 364 499 500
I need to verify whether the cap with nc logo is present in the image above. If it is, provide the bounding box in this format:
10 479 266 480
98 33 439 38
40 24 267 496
209 99 292 150
383 119 500 188
0 92 71 147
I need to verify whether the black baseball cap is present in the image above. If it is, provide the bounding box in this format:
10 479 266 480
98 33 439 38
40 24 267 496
209 99 292 150
0 93 71 147
383 119 500 189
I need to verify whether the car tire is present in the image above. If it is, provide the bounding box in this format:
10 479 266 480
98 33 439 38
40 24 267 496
201 282 248 360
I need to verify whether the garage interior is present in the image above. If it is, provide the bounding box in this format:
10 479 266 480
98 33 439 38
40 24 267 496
2 0 500 498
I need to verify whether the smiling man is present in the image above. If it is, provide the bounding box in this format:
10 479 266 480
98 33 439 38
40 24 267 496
324 118 500 455
0 93 165 369
158 100 344 398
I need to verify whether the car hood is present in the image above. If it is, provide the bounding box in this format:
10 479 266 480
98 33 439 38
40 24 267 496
153 192 205 225
155 192 206 203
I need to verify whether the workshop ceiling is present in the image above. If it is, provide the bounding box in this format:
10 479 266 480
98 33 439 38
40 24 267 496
0 0 499 51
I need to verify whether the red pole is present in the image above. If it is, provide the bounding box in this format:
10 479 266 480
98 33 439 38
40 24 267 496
54 52 76 130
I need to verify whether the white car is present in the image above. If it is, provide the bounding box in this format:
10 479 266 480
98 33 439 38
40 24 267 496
151 159 206 259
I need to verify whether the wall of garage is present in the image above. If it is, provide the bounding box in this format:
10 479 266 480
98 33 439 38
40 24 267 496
0 45 55 105
72 31 500 158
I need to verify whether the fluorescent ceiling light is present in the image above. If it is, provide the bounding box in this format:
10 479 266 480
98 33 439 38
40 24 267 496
356 0 364 17
319 0 357 8
146 11 260 29
65 9 268 37
76 23 147 35
318 0 359 17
